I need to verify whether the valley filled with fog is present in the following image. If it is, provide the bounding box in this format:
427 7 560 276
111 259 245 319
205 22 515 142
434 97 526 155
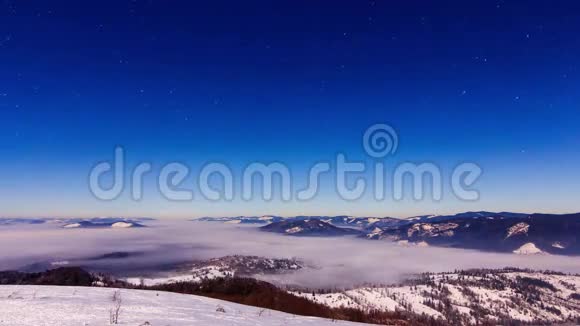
1 220 578 289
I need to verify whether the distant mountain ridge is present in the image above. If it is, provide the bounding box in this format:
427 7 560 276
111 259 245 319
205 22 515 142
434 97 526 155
260 220 361 237
4 212 580 255
403 211 530 223
0 217 154 226
62 220 146 229
194 211 536 228
197 211 580 255
195 215 400 229
0 217 153 228
372 212 580 255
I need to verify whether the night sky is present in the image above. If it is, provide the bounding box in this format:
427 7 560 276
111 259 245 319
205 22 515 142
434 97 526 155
1 1 580 218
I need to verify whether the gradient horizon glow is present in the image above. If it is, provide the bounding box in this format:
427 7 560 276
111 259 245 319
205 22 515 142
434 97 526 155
1 1 580 219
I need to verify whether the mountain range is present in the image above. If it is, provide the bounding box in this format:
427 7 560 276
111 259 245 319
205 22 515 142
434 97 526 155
199 211 580 255
0 217 150 229
260 219 361 237
372 212 580 255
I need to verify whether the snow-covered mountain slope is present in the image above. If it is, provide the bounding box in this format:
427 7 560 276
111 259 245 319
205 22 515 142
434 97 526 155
0 285 361 326
292 270 580 324
370 213 580 255
124 266 233 286
124 255 304 286
294 287 443 319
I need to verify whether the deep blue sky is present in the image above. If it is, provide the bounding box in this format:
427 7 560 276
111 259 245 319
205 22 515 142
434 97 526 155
1 1 579 218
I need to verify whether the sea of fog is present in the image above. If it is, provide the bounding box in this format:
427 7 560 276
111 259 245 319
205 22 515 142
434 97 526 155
0 220 579 288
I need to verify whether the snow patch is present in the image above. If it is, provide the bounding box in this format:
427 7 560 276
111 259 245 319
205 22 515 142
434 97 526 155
506 222 529 239
416 241 429 247
552 242 565 249
513 242 543 255
408 223 458 238
111 222 134 228
397 240 410 247
285 226 303 234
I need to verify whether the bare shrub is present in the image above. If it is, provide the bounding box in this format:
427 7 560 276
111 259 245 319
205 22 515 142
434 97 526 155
109 290 122 324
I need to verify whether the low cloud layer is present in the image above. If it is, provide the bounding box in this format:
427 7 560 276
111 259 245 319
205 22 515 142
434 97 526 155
0 221 579 288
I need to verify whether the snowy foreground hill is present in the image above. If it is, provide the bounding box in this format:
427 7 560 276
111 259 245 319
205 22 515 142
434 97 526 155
0 285 360 326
